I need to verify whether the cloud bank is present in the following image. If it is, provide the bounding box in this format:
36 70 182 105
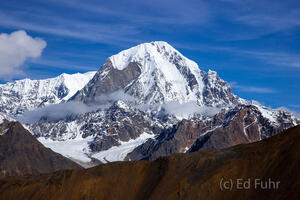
230 82 277 94
18 90 223 123
18 102 93 124
95 90 136 104
0 30 46 79
18 90 135 123
160 101 221 119
138 101 221 120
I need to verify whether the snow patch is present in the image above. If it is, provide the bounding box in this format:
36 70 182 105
0 113 15 124
255 105 278 124
0 129 8 136
38 135 93 163
183 147 189 153
242 114 248 138
0 115 4 125
200 125 223 137
92 132 155 163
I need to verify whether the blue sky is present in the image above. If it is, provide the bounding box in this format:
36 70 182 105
0 0 299 113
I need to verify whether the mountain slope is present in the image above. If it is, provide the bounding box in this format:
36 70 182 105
0 118 82 177
27 101 165 164
0 125 299 200
0 71 96 116
26 100 299 164
70 41 240 107
126 103 298 161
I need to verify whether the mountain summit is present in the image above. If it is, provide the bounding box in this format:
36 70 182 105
71 41 239 106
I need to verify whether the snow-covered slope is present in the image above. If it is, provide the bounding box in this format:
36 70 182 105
27 100 164 164
71 41 240 107
0 112 16 136
0 71 96 116
109 41 204 105
0 114 4 125
0 112 15 124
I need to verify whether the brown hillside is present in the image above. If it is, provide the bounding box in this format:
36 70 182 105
0 120 82 177
0 125 299 200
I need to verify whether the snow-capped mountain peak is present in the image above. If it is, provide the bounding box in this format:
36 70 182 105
56 71 97 101
0 71 96 116
71 41 240 107
109 41 199 72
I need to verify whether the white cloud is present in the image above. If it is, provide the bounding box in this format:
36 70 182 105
18 101 94 123
160 101 221 119
138 101 222 120
230 82 277 93
0 30 46 79
18 90 223 123
289 104 300 109
95 90 136 104
18 90 136 123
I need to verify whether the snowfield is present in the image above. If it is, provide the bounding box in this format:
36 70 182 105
92 132 155 163
38 136 94 163
38 132 155 164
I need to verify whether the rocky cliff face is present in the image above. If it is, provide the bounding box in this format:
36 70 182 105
126 104 298 161
70 61 141 104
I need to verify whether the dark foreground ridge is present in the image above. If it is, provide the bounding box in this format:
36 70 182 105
0 125 299 200
0 120 82 177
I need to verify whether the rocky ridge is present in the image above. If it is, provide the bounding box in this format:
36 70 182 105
0 71 96 116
